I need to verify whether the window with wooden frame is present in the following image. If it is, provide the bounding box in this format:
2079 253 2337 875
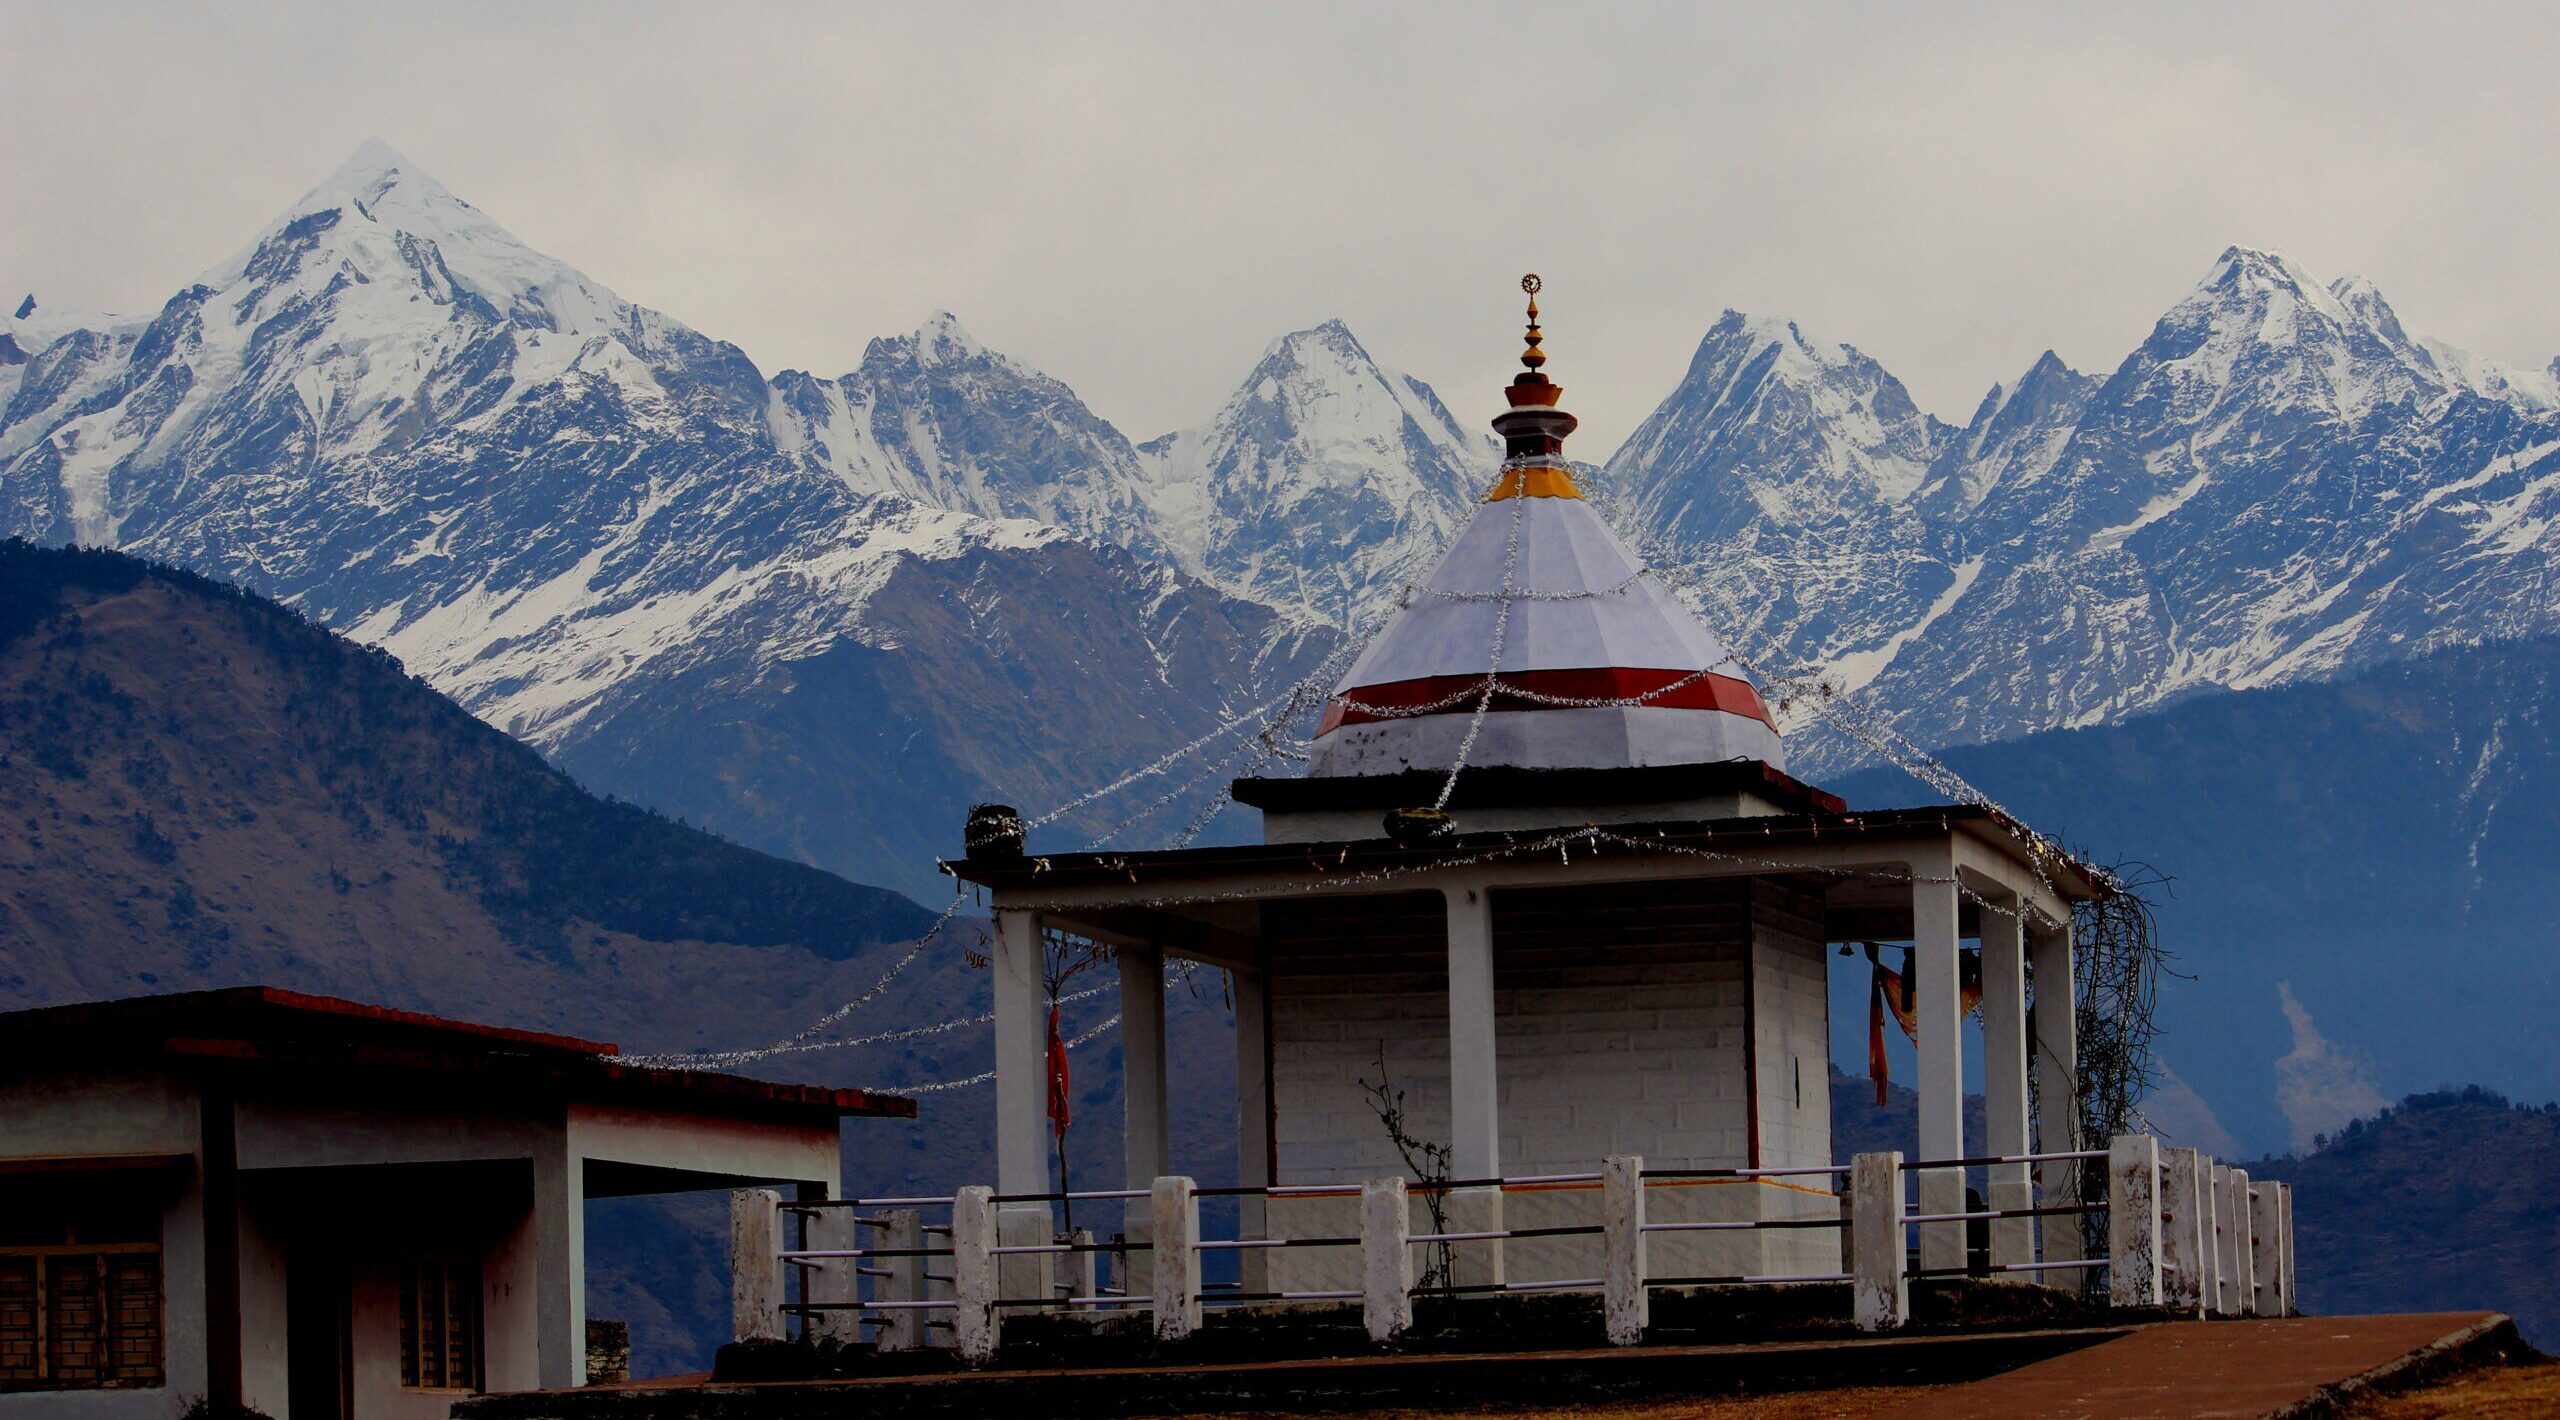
0 1177 165 1392
396 1257 481 1391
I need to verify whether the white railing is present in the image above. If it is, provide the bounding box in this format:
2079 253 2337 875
735 1133 2299 1364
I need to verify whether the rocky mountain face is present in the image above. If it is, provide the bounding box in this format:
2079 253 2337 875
0 143 1341 897
1605 249 2560 771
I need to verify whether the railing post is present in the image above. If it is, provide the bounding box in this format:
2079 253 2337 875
880 1209 924 1352
1361 1176 1413 1345
2211 1163 2240 1316
2160 1147 2208 1318
2250 1184 2282 1317
729 1188 783 1343
951 1185 1000 1364
2232 1168 2257 1315
805 1206 860 1343
1603 1155 1647 1346
1851 1152 1907 1332
1153 1175 1200 1342
2107 1135 2162 1308
2278 1183 2297 1316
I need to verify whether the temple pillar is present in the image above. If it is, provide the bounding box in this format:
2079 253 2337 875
1980 897 2033 1273
1910 862 1966 1273
2030 915 2084 1280
1119 944 1169 1295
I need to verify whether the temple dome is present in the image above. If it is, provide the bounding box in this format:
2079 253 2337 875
1309 279 1782 777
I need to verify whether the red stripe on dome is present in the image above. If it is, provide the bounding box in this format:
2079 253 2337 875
1318 667 1776 735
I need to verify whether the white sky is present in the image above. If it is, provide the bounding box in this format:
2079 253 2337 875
6 2 2557 454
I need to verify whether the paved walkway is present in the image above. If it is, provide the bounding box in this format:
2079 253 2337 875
1878 1312 2510 1419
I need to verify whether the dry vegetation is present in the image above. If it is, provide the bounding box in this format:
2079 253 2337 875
2341 1360 2560 1419
1165 1390 1925 1420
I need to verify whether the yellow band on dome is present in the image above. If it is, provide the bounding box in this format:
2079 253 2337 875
1485 465 1583 501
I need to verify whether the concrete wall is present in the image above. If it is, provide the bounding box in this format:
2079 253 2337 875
1266 883 1829 1183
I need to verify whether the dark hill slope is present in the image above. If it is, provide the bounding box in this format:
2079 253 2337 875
1833 636 2560 1155
0 539 937 1036
2252 1088 2560 1348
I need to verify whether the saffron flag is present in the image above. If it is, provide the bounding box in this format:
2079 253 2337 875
1865 944 1987 1106
1046 1002 1071 1141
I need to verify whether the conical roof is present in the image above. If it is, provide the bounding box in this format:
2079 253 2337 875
1310 280 1781 777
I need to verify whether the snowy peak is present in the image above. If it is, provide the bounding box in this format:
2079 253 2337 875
1923 349 2097 514
1136 319 1493 625
769 312 1150 541
1608 307 1951 546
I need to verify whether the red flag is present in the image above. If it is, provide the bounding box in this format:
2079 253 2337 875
1046 1002 1071 1141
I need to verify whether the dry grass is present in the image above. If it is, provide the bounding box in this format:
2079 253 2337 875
2340 1360 2560 1418
1163 1388 1924 1420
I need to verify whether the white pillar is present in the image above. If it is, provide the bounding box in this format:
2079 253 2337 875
950 1186 999 1364
2106 1135 2161 1308
729 1188 783 1343
991 907 1056 1306
1443 886 1501 1183
531 1135 585 1387
1909 867 1965 1273
1121 945 1171 1192
1851 1152 1908 1332
991 908 1050 1198
1152 1175 1201 1341
1444 885 1505 1288
1980 899 2032 1274
2029 917 2083 1283
2161 1147 2209 1318
879 1210 925 1352
1232 965 1271 1292
1603 1155 1648 1346
1361 1177 1413 1345
805 1206 860 1343
1120 944 1170 1298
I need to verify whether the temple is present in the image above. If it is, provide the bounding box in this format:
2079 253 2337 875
946 278 2113 1297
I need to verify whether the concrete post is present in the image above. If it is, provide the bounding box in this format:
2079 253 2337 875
1232 966 1272 1295
1851 1152 1908 1332
879 1210 924 1352
1910 868 1966 1274
2231 1168 2257 1316
1067 1227 1098 1303
2029 918 2083 1286
1120 944 1170 1300
2211 1164 2240 1316
2197 1156 2224 1314
1979 901 2034 1274
805 1207 860 1343
2278 1184 2297 1316
2106 1135 2161 1308
531 1134 588 1388
2250 1185 2282 1318
951 1185 999 1364
1152 1175 1201 1341
2160 1147 2209 1318
730 1188 784 1343
1361 1177 1413 1345
1603 1155 1648 1346
996 1201 1055 1312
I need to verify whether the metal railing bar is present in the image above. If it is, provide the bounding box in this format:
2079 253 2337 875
1640 1164 1849 1180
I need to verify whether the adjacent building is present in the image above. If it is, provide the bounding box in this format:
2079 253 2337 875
0 987 911 1418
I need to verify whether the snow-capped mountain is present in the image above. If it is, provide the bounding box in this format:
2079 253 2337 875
0 141 1337 896
1607 248 2560 770
1135 321 1494 627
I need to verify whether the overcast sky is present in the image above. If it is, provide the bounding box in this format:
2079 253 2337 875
7 2 2557 453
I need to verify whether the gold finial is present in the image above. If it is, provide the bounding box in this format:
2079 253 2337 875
1519 273 1546 372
